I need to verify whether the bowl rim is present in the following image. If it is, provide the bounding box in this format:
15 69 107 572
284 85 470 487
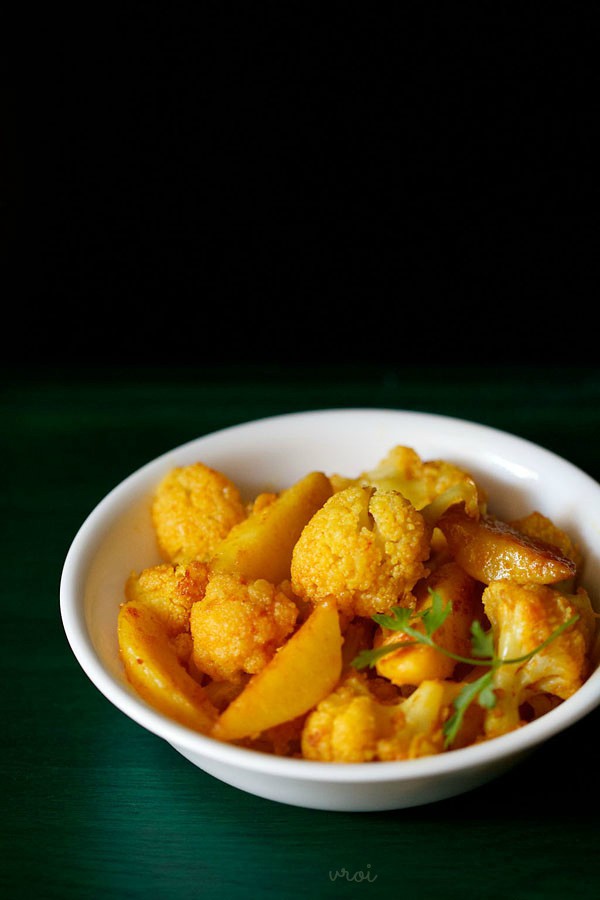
60 407 600 783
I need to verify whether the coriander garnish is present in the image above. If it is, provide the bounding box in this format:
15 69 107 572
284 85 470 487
352 589 580 748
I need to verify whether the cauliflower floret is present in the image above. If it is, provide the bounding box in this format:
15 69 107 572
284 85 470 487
359 445 485 517
301 673 389 762
301 673 483 762
291 485 431 618
152 462 247 564
375 679 484 759
190 572 299 682
482 581 596 738
125 560 210 635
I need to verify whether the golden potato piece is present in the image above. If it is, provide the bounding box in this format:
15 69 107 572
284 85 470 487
375 561 484 686
118 600 217 733
210 471 333 584
509 510 584 572
437 509 576 585
211 601 343 742
152 462 247 564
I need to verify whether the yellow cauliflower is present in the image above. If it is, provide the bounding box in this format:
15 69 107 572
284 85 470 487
482 581 596 738
301 673 482 762
152 462 247 564
375 679 484 760
190 572 299 682
359 445 485 516
291 485 430 618
301 673 382 762
125 560 210 635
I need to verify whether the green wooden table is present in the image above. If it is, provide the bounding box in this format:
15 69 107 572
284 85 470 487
4 363 600 900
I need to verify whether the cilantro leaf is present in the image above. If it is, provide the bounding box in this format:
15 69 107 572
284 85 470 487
352 592 581 749
371 606 412 632
422 589 453 636
470 620 495 659
352 640 419 670
477 680 497 709
443 671 495 748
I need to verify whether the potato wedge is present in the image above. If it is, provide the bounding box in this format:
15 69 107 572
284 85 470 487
118 600 217 733
211 601 343 742
210 471 332 584
438 509 576 585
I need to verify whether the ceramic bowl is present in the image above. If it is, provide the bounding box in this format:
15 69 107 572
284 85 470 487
60 409 600 811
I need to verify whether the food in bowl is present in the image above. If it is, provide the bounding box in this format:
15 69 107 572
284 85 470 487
117 444 597 763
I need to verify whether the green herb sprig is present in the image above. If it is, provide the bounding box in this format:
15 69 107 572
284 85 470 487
352 590 579 748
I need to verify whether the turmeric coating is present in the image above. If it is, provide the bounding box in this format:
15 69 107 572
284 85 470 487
189 573 299 682
290 485 431 618
356 445 486 516
117 445 597 760
301 673 484 762
373 562 484 686
125 560 210 635
152 462 247 564
482 581 595 738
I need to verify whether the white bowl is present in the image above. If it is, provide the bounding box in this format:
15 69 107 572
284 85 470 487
60 409 600 811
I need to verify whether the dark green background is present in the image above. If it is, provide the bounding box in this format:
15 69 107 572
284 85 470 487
3 363 600 900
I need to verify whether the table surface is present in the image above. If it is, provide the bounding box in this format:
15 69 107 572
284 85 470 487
4 362 600 900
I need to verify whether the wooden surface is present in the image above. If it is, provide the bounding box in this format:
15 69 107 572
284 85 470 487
3 362 600 900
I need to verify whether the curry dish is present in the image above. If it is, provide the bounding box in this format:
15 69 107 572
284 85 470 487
117 446 596 761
